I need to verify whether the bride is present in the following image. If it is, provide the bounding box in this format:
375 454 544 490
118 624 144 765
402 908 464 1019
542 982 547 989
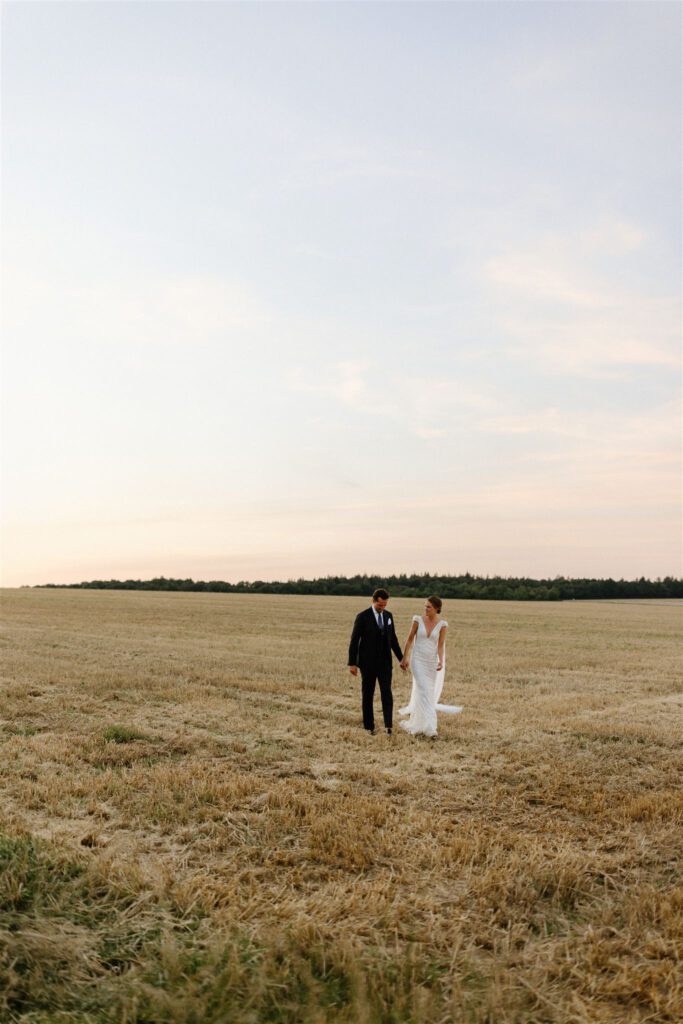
398 596 463 737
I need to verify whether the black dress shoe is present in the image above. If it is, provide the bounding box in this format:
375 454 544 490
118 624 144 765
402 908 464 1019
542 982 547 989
365 728 376 735
386 728 392 736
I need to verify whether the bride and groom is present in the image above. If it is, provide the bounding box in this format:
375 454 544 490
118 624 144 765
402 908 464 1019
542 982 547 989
347 588 462 737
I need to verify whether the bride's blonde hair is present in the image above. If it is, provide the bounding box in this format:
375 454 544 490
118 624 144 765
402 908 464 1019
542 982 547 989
427 595 442 612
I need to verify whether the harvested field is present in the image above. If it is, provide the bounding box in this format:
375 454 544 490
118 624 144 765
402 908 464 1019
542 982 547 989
1 589 681 1023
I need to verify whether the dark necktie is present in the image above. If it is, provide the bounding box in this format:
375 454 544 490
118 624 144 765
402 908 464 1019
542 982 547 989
378 612 384 630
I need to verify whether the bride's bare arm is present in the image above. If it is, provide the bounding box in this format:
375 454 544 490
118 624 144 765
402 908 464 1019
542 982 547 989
400 621 419 669
437 625 447 670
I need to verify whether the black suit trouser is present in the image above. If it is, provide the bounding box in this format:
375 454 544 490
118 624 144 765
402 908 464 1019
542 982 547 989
360 662 393 730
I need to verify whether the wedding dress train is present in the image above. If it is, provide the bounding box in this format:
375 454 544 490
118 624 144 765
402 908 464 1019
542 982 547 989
398 617 463 736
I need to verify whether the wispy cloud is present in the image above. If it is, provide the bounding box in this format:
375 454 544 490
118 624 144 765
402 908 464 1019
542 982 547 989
580 219 646 256
287 360 371 406
482 223 679 376
287 362 499 440
478 402 680 444
3 270 275 353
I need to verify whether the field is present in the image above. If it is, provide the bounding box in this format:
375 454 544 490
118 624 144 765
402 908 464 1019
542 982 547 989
1 589 681 1024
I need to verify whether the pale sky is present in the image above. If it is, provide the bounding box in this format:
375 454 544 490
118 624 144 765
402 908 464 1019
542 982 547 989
2 1 681 587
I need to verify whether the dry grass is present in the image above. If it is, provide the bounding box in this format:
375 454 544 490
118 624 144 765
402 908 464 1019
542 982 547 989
1 588 681 1023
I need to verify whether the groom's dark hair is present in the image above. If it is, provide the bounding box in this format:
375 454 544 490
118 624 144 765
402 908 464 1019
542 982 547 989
372 588 390 601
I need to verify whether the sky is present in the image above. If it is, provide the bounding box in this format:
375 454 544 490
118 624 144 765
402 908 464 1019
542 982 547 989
2 0 681 587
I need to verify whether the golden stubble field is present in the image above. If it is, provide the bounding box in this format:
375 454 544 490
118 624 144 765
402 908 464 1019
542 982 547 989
1 588 681 1024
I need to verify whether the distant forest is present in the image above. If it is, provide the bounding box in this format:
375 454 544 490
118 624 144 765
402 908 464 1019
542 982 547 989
38 574 683 601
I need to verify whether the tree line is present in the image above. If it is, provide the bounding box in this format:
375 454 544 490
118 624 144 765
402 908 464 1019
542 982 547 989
37 573 683 601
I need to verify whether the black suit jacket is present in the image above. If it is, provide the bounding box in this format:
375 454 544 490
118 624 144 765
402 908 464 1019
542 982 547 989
348 607 403 674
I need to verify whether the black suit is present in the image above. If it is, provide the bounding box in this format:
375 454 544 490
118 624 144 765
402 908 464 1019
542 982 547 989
348 607 404 731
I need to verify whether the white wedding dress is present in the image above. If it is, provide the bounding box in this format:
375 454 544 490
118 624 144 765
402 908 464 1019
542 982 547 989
399 617 463 736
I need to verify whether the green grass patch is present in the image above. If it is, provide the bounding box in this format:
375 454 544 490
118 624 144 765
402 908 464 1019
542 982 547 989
0 830 458 1024
2 723 40 737
102 725 152 744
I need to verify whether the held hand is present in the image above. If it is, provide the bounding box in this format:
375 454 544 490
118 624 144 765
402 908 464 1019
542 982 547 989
400 658 409 671
437 661 443 672
349 666 358 677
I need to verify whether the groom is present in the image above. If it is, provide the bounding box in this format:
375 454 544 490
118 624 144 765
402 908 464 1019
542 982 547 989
348 588 405 735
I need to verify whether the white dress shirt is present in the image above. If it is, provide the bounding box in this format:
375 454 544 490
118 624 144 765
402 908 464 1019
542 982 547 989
372 605 386 627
